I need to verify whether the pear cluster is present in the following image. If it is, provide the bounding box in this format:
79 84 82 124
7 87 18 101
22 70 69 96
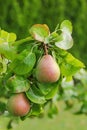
7 54 60 117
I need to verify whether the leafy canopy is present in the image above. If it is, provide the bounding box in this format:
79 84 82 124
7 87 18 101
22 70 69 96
0 20 85 126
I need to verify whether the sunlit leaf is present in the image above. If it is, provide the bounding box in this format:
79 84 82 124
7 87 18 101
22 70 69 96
0 29 17 60
45 85 58 99
65 53 85 68
55 30 73 50
0 30 17 43
60 20 73 34
26 86 46 104
0 30 8 41
37 81 59 99
55 20 73 50
7 75 30 93
29 24 50 42
60 52 85 79
10 52 36 75
8 33 17 43
55 49 85 80
0 43 17 60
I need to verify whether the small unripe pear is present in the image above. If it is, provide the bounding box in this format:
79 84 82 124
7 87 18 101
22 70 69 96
7 93 30 117
36 55 60 83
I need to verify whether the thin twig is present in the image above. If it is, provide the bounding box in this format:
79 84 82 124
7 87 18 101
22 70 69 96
43 43 48 55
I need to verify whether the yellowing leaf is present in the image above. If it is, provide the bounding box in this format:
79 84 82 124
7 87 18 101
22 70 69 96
8 33 17 43
0 30 17 44
29 24 50 42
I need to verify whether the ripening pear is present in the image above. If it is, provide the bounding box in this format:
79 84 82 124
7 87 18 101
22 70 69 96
36 54 60 83
7 93 30 117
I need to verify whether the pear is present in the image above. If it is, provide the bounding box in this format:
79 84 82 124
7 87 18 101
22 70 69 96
7 93 30 117
36 55 60 83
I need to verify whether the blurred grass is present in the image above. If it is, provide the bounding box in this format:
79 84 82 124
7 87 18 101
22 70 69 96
0 102 87 130
0 111 87 130
15 114 87 130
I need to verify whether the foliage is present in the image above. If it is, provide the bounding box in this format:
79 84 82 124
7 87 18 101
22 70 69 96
0 20 86 129
0 0 87 65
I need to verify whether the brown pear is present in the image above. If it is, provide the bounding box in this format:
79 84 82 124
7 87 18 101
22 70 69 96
36 55 60 83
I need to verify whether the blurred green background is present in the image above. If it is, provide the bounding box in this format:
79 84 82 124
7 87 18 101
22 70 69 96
0 0 87 130
0 101 87 130
0 0 87 66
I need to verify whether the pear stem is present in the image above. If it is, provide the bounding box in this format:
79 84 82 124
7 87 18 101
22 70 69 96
43 43 48 55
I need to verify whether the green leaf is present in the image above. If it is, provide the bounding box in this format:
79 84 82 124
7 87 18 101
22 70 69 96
21 104 44 120
29 24 50 42
0 30 17 43
48 103 58 118
60 52 85 80
61 63 79 80
7 118 19 129
81 102 87 114
55 49 85 80
8 33 17 43
17 41 33 53
0 101 6 114
10 52 36 75
65 53 85 68
55 20 73 50
55 31 73 50
0 29 17 60
0 56 7 74
0 43 16 60
37 82 56 95
26 86 46 104
7 75 30 93
60 20 73 34
0 30 8 41
45 84 58 99
13 36 33 47
28 104 44 116
37 82 59 99
45 32 63 44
